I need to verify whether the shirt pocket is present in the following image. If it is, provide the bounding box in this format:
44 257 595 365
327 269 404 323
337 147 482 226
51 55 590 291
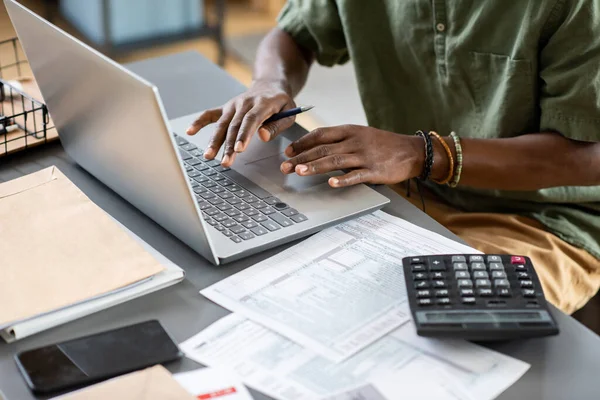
470 51 537 138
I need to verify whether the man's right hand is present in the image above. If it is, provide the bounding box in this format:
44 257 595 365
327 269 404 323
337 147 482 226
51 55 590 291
186 80 297 167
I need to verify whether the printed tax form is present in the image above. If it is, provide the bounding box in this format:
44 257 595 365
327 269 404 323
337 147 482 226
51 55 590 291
181 314 530 400
201 211 476 361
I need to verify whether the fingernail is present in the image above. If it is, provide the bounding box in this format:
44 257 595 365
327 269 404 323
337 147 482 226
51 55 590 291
258 128 270 142
204 148 215 159
330 178 340 187
222 155 230 165
297 165 308 174
186 127 194 135
285 146 295 157
234 141 244 152
281 162 292 173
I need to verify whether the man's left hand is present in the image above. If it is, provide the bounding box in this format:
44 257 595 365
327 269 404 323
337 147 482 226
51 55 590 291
280 125 425 187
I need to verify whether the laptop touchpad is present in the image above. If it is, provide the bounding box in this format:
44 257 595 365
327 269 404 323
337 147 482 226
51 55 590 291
245 153 330 192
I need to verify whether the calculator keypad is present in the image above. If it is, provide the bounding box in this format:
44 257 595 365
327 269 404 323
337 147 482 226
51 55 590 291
404 254 547 310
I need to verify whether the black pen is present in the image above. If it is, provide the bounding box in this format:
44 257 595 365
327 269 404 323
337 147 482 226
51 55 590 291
263 105 314 124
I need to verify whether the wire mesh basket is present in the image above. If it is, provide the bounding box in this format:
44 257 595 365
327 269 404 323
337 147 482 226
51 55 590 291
0 37 57 157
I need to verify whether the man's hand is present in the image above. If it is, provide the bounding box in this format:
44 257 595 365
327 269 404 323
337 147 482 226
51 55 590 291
186 80 297 167
280 125 426 188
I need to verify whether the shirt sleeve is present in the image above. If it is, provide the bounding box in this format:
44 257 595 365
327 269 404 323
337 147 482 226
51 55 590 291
277 0 349 67
539 0 600 142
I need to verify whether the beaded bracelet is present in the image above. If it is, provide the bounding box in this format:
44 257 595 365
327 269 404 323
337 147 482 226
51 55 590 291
428 131 455 185
415 130 433 181
449 131 463 187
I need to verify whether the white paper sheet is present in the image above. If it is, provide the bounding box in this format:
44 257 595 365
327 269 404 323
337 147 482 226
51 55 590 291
201 211 477 361
181 314 529 400
174 368 254 400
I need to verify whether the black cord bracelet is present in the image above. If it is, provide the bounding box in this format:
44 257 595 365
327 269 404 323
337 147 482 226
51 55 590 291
415 130 434 181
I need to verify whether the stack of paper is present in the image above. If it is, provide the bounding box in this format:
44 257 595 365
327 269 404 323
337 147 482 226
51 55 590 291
0 167 184 342
182 212 530 399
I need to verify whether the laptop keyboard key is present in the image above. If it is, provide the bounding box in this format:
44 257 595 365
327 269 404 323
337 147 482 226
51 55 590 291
261 220 281 231
206 159 221 167
219 191 234 200
187 170 201 178
194 176 210 184
206 218 217 226
194 163 209 171
200 191 216 200
230 225 246 234
175 136 188 146
290 214 308 223
222 219 236 228
264 197 280 205
252 214 268 222
188 157 203 166
217 203 233 211
242 220 258 229
189 149 204 158
244 196 258 204
261 207 276 215
229 185 241 192
204 207 219 216
227 197 242 205
214 165 230 172
221 230 232 237
181 143 197 151
233 215 250 223
213 174 226 181
212 186 226 194
225 208 242 217
179 149 192 160
213 213 228 222
208 197 224 206
270 213 293 227
230 236 242 243
274 202 288 210
220 180 233 187
239 231 255 240
243 208 259 216
254 202 267 209
214 225 225 232
250 226 268 236
235 190 251 198
282 208 299 217
203 169 217 177
235 203 251 211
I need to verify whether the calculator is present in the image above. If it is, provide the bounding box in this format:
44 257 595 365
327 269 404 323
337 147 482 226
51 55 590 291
402 254 559 340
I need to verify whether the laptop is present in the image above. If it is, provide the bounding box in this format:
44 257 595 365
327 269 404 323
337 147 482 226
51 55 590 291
5 0 389 265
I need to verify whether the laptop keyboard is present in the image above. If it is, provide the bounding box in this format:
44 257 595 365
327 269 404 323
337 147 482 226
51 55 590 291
174 134 308 243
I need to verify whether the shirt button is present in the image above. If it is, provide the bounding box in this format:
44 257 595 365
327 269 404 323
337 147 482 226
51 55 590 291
436 23 446 32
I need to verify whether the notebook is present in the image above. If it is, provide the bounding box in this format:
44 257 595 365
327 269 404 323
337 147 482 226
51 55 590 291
0 167 184 342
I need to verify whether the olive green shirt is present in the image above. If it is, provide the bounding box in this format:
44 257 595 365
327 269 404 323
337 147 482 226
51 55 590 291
278 0 600 259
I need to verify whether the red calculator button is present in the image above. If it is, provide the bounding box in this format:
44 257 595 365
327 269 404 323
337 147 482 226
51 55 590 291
511 256 526 264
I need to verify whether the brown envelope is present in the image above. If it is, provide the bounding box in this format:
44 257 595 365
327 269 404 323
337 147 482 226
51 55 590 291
0 166 165 326
54 365 196 400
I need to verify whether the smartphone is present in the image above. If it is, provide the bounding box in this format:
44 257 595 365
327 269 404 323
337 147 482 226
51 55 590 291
15 320 182 394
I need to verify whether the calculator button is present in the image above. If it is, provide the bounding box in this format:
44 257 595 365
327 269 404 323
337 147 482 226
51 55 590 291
415 281 430 289
413 272 428 280
511 256 526 264
475 279 491 288
462 297 476 305
410 257 425 264
458 279 473 287
497 288 512 297
429 259 446 271
435 289 449 297
418 298 433 306
470 255 484 263
478 288 494 297
514 264 527 272
491 271 507 279
437 298 452 305
411 264 427 272
520 280 534 288
431 272 446 279
451 255 466 263
473 271 489 279
487 255 502 263
433 280 447 288
516 271 530 280
416 290 431 298
460 288 474 296
455 271 470 279
522 289 536 298
453 263 468 271
488 263 505 271
494 279 510 288
470 263 486 271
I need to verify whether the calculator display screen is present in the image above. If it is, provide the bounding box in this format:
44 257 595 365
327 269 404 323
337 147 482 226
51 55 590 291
425 312 542 322
417 310 553 324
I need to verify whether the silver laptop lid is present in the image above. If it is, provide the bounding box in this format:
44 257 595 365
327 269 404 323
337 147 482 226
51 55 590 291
5 0 218 264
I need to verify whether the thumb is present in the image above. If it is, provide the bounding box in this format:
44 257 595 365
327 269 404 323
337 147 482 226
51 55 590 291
258 115 296 142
